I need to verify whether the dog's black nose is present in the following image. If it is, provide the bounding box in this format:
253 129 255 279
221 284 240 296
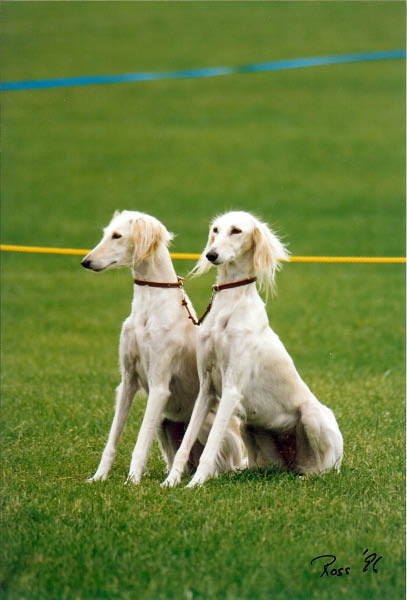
206 251 219 263
81 258 92 269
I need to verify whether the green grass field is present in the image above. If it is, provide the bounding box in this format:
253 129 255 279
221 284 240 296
1 2 405 599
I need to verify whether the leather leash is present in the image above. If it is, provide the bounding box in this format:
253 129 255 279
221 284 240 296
133 275 257 327
182 276 257 327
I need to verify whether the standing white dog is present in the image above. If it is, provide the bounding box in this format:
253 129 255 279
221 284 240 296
82 210 244 484
163 211 343 488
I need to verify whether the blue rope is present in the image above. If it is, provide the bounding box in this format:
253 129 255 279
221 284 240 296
1 49 405 92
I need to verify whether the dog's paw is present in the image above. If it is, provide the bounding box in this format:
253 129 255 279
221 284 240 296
161 472 181 488
125 472 142 485
186 473 207 488
87 471 108 483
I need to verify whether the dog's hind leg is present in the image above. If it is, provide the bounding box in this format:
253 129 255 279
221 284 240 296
297 402 343 474
89 373 139 482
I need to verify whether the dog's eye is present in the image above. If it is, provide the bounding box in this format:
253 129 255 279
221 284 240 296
231 227 242 235
112 232 122 240
212 227 218 234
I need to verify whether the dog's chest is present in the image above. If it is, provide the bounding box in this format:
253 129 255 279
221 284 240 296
199 314 237 394
120 315 158 383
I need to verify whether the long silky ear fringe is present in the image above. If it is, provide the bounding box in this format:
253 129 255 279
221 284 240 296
252 222 290 298
131 214 174 263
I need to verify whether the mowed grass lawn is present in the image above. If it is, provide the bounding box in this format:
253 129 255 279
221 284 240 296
1 3 405 599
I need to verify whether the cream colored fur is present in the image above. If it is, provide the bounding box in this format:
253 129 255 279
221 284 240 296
82 210 245 484
163 211 343 488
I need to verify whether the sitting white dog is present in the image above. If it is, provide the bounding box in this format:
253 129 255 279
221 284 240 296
163 211 343 487
82 210 244 484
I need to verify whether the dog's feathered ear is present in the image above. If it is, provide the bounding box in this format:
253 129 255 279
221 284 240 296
190 231 215 277
252 222 290 294
131 215 174 262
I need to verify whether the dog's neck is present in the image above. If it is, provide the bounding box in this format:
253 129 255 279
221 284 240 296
131 244 178 286
215 249 256 287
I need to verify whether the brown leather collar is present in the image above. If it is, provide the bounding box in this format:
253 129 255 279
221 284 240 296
134 276 184 289
212 277 257 292
183 276 257 327
133 275 257 327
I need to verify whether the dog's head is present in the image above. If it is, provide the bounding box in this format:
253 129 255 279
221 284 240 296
192 211 290 293
81 210 174 272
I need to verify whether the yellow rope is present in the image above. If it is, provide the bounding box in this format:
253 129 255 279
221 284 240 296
289 256 406 264
1 244 90 256
0 244 405 263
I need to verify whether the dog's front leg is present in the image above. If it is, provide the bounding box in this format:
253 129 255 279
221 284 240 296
126 385 170 484
89 374 138 482
187 386 242 488
162 378 213 488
